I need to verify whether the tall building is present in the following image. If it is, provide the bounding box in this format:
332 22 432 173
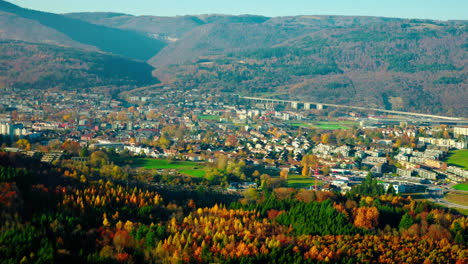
0 122 14 142
0 122 25 142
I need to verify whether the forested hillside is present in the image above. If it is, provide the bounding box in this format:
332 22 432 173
0 151 467 263
0 0 165 60
65 13 269 43
0 41 158 90
152 18 468 116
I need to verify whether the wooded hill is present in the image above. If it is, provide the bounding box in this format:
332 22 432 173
0 41 158 90
0 151 467 263
150 18 467 116
0 0 165 60
60 12 468 116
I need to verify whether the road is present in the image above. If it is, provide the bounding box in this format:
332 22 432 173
239 95 465 121
428 198 468 210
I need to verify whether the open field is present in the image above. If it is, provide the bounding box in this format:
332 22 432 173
286 174 323 189
445 191 468 207
444 149 468 169
289 123 313 127
289 121 355 130
452 184 468 191
198 115 220 121
314 122 351 130
131 158 206 177
179 169 206 177
453 208 468 216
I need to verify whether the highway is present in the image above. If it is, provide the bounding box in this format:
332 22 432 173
239 95 465 121
429 198 468 210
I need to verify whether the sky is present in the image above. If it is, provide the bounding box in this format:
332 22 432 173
6 0 468 20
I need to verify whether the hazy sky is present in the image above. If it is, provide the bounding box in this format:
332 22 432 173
7 0 468 20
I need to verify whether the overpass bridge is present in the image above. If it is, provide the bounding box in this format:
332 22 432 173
239 96 464 121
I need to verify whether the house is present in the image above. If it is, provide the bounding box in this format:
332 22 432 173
91 141 124 150
163 149 178 158
81 133 94 141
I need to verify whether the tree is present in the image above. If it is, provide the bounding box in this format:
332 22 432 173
301 155 319 176
158 134 171 149
354 207 379 229
443 130 451 139
280 168 289 180
399 213 414 230
113 229 130 253
243 188 259 202
90 151 109 167
321 166 330 176
15 139 30 150
103 213 110 227
216 155 228 171
321 134 330 144
260 174 272 189
80 146 89 157
350 173 385 196
61 141 80 154
252 170 261 179
188 199 196 209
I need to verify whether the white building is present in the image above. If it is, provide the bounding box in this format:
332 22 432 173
454 127 468 137
418 137 467 149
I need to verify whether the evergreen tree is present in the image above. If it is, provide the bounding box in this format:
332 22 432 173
399 213 414 230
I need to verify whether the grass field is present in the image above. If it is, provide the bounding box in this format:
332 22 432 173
198 115 220 121
289 121 354 130
444 149 468 169
445 191 468 207
452 184 468 191
290 123 313 127
453 208 468 216
314 122 350 130
286 174 323 189
132 158 206 177
179 169 206 177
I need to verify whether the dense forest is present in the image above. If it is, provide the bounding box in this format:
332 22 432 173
0 151 467 263
0 41 158 90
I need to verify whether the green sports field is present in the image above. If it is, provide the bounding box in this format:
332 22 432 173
179 169 206 178
444 149 468 169
286 174 323 189
314 122 351 130
452 184 468 191
289 121 354 130
132 158 206 177
198 115 220 121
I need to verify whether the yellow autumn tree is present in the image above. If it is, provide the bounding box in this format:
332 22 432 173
301 155 319 176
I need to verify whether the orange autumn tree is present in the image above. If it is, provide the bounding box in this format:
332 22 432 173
353 207 379 229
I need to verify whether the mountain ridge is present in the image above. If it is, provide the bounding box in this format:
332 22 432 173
0 40 159 91
0 0 165 60
0 0 466 116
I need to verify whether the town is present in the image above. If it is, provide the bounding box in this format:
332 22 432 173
1 86 467 210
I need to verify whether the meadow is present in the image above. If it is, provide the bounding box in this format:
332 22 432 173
285 174 323 189
444 149 468 169
445 191 468 206
132 158 206 177
198 115 220 121
289 121 355 130
452 183 468 191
